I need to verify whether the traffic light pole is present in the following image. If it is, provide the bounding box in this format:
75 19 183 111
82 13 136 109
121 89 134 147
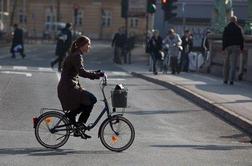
125 15 128 39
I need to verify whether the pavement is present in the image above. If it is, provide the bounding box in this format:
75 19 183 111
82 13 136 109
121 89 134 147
118 45 252 137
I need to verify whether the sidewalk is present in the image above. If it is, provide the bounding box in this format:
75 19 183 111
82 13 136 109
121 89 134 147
118 46 252 136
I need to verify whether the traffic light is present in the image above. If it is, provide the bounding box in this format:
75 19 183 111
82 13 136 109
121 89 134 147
147 0 157 14
121 0 129 18
161 0 177 20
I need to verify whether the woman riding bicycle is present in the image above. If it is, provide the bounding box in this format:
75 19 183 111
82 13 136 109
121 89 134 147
57 35 104 138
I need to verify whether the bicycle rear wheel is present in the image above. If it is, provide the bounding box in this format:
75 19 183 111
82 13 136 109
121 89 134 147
100 116 135 152
35 111 70 149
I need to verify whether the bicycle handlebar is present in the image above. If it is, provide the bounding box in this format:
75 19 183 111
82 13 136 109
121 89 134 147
99 73 107 88
102 73 107 86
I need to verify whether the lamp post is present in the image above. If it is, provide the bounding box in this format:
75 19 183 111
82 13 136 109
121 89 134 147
247 0 252 34
182 2 186 31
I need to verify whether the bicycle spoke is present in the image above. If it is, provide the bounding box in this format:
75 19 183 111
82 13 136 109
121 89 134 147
35 112 70 149
100 117 134 152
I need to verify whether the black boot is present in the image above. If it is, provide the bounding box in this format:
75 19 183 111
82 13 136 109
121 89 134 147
73 123 91 139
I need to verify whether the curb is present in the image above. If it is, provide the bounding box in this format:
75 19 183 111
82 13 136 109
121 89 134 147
132 72 252 136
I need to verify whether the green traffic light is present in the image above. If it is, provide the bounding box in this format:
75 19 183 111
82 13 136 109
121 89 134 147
147 4 156 13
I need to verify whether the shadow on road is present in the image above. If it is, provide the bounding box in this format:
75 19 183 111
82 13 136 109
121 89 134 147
150 144 252 151
0 147 114 156
126 109 201 115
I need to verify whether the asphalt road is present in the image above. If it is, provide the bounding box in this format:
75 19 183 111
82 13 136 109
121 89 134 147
0 42 252 166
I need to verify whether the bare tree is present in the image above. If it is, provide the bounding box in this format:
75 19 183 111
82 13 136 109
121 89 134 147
9 0 17 26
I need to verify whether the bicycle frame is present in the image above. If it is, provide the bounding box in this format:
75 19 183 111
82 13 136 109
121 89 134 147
49 75 120 133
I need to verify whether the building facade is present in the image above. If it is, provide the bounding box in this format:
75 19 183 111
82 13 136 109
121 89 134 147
1 0 147 40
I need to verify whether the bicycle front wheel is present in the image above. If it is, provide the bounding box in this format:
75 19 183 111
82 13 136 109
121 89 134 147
35 111 70 149
100 116 135 152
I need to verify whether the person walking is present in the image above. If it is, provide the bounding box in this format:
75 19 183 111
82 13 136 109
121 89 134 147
51 23 72 72
201 30 210 62
163 28 182 74
112 27 126 64
125 32 136 64
222 16 244 85
180 30 193 72
146 30 153 71
149 30 163 75
10 24 26 59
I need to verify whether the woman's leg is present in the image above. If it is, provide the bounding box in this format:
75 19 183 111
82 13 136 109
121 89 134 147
78 105 93 124
78 91 97 124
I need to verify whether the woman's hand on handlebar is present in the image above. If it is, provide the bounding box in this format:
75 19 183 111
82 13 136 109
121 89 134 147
95 70 105 77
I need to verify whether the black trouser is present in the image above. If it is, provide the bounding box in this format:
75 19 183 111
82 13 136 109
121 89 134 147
67 91 97 124
180 52 189 72
170 56 180 74
151 52 158 73
51 53 66 71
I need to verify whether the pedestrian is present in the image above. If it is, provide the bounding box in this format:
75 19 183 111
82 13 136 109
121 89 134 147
201 30 211 62
57 35 104 139
112 27 126 64
180 29 193 72
149 30 163 75
163 28 182 74
146 30 153 71
51 22 72 72
125 32 136 64
222 15 244 85
10 24 26 59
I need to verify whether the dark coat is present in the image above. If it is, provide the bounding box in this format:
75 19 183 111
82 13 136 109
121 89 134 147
12 28 23 45
57 50 100 110
55 27 72 56
149 35 163 58
181 35 193 53
222 22 244 51
112 32 126 48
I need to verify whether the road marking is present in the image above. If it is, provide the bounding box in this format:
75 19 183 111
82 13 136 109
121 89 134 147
38 67 53 72
111 71 130 76
0 71 32 77
108 78 126 81
13 66 28 70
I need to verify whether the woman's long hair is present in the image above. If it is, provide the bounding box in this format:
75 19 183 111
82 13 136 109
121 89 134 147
70 35 90 53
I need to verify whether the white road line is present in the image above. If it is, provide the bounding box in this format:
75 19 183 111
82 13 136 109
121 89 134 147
108 78 126 81
38 67 53 72
1 71 32 77
111 71 130 76
13 66 28 70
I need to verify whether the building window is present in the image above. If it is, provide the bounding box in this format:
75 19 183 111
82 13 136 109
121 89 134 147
45 7 57 32
102 10 111 28
74 9 83 26
130 17 138 28
19 9 27 24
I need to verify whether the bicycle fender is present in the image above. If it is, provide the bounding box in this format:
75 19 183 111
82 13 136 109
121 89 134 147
34 111 65 129
98 115 122 138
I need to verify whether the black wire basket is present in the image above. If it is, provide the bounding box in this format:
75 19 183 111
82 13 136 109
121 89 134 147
111 89 128 108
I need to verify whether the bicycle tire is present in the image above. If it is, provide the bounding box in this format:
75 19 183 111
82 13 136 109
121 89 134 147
99 116 135 152
35 111 70 149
